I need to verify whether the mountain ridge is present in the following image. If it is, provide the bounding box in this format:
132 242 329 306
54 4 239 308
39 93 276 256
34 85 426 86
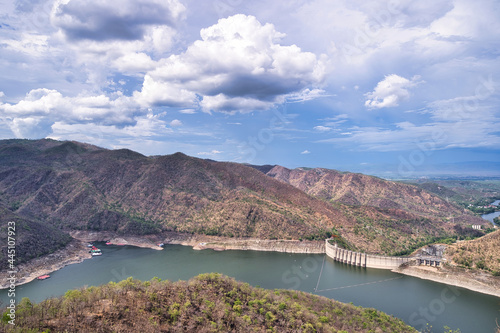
265 165 464 219
0 139 487 262
0 139 348 238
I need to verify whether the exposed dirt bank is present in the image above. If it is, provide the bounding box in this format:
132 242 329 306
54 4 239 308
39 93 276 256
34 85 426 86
0 239 91 289
393 265 500 298
71 230 325 254
69 230 164 250
159 232 325 253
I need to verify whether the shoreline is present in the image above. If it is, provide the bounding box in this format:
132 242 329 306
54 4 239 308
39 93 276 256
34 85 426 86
160 232 325 253
70 230 325 253
0 239 92 289
2 231 498 299
69 230 165 250
1 231 324 289
393 265 500 298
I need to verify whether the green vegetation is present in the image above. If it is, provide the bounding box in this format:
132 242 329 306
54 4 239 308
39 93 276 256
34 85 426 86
392 224 486 256
101 203 162 235
8 201 21 212
1 274 417 333
338 204 474 255
327 227 353 250
392 236 457 256
463 198 499 215
303 228 334 241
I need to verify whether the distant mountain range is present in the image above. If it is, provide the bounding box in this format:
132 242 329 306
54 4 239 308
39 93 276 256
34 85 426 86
0 139 488 267
337 161 500 179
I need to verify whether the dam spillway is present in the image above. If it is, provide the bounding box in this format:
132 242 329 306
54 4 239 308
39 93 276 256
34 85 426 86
325 240 412 270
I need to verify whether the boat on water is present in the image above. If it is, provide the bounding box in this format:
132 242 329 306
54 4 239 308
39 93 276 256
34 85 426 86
158 243 164 247
106 241 112 245
37 275 50 280
90 246 102 256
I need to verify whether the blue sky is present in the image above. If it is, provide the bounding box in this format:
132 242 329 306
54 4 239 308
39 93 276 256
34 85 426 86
1 0 499 176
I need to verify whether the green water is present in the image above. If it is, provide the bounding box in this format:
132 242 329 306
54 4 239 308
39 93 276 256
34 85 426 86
1 243 498 333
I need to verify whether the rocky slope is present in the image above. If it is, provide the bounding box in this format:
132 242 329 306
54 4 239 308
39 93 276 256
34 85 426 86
0 139 348 241
264 166 487 254
0 139 487 259
266 166 473 218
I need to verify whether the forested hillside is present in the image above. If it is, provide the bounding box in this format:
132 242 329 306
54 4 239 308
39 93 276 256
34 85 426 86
1 273 417 333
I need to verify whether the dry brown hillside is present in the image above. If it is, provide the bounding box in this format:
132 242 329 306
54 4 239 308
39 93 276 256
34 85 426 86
0 139 488 258
267 166 475 219
266 166 487 254
445 229 500 274
0 140 349 242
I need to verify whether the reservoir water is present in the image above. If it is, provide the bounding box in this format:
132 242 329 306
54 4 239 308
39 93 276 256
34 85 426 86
482 199 500 224
1 243 498 333
483 211 500 224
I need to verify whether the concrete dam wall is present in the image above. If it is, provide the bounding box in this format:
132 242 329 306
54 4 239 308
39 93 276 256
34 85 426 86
325 240 411 270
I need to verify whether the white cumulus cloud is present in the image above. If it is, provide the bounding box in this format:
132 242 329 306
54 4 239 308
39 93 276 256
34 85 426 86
169 119 182 127
113 52 157 73
0 88 140 138
134 14 327 112
365 74 421 109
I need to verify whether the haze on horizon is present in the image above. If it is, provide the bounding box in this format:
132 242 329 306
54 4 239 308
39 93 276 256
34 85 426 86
0 0 499 176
